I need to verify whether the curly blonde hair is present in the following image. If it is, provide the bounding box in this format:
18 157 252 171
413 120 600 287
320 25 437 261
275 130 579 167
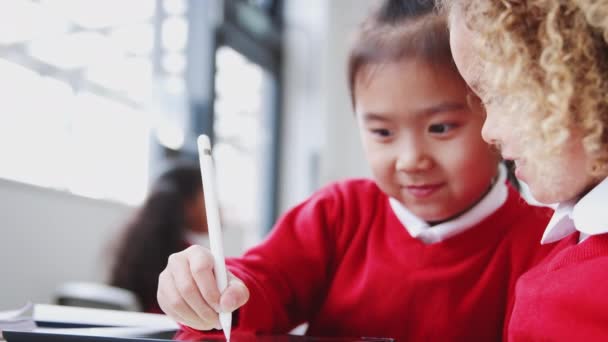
441 0 608 178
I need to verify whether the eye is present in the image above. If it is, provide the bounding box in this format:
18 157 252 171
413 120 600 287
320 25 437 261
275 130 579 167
370 128 392 137
428 123 457 134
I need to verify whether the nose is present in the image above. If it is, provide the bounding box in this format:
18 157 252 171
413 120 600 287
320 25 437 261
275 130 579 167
395 139 433 173
481 111 500 146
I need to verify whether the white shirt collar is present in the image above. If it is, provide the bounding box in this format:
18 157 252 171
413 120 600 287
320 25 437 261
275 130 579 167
541 177 608 244
389 164 509 244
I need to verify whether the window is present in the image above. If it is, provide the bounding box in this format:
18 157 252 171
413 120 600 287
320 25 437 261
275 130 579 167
207 0 283 245
214 46 268 246
0 0 190 205
0 0 284 240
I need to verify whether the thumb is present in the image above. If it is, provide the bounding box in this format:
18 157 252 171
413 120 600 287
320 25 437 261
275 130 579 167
219 275 249 313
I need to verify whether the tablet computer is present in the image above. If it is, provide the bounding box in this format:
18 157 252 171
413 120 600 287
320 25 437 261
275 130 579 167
3 330 394 342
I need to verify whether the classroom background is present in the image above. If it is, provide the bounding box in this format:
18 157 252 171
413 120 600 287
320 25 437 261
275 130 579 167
0 0 376 310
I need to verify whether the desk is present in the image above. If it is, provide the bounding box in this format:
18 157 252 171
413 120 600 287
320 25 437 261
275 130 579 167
0 305 179 341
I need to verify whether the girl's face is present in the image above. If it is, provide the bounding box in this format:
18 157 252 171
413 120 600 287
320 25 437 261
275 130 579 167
449 13 598 204
355 58 499 222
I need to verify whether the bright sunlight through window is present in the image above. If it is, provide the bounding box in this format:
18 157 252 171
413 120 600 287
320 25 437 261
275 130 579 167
0 0 187 205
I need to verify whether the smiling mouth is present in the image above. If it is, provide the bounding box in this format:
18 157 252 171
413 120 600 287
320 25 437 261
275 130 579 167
403 183 445 198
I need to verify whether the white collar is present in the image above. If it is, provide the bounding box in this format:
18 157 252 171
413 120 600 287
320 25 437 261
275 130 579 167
541 177 608 244
389 164 508 244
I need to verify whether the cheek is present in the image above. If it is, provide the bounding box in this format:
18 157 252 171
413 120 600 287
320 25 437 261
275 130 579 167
359 134 375 163
362 144 397 185
359 132 389 169
358 127 377 157
366 148 393 176
440 135 497 179
529 138 594 202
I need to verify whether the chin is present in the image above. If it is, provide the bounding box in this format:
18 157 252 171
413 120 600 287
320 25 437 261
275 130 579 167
529 187 567 205
412 208 452 223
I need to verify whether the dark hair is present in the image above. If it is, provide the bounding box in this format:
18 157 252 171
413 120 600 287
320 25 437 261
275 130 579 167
348 0 453 107
109 160 203 312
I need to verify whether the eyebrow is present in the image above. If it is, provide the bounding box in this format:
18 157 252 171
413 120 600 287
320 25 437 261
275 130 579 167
362 113 391 122
417 102 467 116
362 102 467 122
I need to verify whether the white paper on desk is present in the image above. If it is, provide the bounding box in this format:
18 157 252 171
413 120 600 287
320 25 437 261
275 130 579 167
0 302 34 321
33 304 178 330
0 302 37 340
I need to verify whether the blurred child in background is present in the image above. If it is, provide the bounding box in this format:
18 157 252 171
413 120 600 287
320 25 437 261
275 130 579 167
109 160 208 313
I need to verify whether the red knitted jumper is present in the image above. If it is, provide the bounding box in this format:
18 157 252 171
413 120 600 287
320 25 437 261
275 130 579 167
177 179 552 341
508 232 608 341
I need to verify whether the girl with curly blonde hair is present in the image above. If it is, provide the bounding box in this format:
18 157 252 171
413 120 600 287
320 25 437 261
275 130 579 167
441 0 608 340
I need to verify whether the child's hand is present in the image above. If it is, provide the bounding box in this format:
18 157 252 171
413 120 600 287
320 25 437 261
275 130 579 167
157 245 250 330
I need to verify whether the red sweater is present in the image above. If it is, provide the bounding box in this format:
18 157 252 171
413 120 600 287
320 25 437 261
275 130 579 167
508 233 608 341
178 179 552 341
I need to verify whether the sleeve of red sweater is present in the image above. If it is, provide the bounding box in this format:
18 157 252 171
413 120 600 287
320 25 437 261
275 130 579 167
179 183 345 338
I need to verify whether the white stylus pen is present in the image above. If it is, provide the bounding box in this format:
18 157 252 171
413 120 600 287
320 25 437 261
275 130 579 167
197 134 231 341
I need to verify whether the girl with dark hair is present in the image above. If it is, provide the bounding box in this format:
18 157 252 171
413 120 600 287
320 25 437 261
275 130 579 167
109 161 208 313
159 1 552 340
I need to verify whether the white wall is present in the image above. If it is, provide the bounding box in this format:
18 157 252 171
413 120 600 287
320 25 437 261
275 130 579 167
278 0 373 213
0 179 131 310
0 178 243 310
319 0 374 185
